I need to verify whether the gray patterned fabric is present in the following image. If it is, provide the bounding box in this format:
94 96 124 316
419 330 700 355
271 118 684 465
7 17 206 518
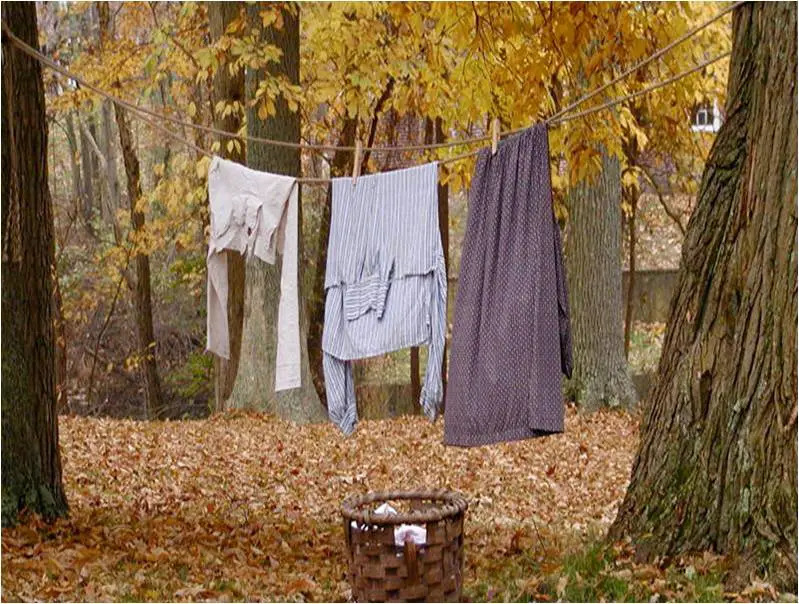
323 162 447 435
444 124 572 447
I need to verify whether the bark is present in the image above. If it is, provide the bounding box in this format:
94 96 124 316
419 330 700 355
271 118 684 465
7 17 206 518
1 0 69 525
307 117 357 406
610 3 797 590
229 2 325 423
565 149 638 409
208 1 246 411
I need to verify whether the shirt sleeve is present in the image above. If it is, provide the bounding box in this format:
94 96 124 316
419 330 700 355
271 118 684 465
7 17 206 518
420 249 447 421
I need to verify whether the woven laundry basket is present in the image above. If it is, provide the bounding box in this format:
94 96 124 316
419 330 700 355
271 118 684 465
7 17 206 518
341 489 468 603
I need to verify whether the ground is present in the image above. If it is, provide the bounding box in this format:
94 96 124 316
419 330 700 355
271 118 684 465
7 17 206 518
1 411 789 602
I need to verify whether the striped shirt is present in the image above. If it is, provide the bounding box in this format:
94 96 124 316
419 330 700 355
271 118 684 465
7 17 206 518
322 162 447 434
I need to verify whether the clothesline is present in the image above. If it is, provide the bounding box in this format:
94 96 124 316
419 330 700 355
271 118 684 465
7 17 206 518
1 2 740 156
3 20 732 185
140 42 730 181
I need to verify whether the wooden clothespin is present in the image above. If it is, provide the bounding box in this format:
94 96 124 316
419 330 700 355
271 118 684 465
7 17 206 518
491 117 500 155
352 140 363 185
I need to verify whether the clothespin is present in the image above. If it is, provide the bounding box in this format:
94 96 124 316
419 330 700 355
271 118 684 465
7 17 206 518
491 117 500 155
352 140 363 185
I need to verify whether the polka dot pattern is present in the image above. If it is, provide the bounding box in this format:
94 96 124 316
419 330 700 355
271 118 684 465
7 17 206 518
444 124 573 447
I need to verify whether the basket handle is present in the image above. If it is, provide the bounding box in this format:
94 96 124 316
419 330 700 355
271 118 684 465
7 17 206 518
403 540 418 582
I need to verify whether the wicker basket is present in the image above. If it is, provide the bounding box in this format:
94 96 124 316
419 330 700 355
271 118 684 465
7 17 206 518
341 489 468 602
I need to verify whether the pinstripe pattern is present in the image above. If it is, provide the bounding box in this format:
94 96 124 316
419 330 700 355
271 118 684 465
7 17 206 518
323 162 446 434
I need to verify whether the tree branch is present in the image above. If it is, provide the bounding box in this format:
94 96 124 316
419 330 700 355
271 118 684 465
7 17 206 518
360 77 395 172
639 162 686 235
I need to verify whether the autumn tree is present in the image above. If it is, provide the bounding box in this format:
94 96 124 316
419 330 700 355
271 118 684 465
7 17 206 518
98 2 166 419
610 2 797 590
1 1 68 525
228 2 325 422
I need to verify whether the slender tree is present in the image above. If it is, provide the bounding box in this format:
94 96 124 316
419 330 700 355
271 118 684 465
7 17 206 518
114 104 166 419
1 0 69 525
228 2 325 423
610 3 797 590
96 2 166 419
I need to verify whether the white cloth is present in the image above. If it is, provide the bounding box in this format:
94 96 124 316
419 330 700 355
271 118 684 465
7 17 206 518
350 503 427 546
205 156 301 391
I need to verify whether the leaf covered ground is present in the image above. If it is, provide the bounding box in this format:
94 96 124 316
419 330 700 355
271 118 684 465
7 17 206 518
1 409 786 602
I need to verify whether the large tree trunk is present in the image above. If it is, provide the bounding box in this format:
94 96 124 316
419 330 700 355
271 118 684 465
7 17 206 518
208 1 246 411
228 2 325 423
1 1 69 526
610 3 797 590
565 149 638 409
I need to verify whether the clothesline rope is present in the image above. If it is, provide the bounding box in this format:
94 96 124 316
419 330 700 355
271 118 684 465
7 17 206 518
146 46 732 180
0 2 741 154
102 44 733 180
2 14 732 184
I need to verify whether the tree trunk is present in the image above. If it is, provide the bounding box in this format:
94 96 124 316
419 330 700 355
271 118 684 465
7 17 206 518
307 117 357 406
1 0 68 526
96 2 165 419
208 1 246 411
114 107 166 420
63 112 84 213
100 101 119 219
79 113 98 228
228 2 325 423
565 149 638 409
94 3 119 225
610 3 797 590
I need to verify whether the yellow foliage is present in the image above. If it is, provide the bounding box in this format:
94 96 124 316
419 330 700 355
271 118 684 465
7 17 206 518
46 0 731 296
